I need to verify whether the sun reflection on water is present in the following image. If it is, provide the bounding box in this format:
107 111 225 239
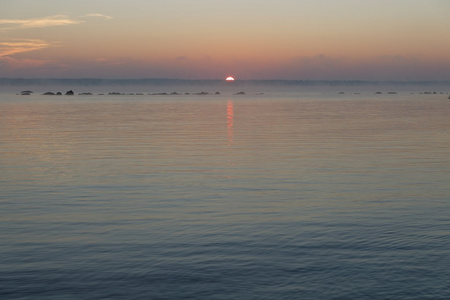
227 100 234 145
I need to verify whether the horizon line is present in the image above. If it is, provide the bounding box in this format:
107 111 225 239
2 77 450 82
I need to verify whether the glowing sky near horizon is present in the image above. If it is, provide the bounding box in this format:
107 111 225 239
1 0 450 80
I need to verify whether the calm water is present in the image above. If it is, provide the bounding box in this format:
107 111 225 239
1 91 450 299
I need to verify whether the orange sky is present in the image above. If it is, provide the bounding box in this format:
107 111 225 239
1 0 450 80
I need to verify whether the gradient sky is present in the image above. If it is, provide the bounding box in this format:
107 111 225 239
1 0 450 80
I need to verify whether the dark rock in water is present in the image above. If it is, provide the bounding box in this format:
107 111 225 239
215 92 221 95
234 91 245 95
79 92 93 95
56 92 62 95
43 92 56 95
65 90 74 95
20 90 33 95
375 92 382 94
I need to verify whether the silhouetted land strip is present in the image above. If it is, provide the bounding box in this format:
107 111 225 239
2 78 450 87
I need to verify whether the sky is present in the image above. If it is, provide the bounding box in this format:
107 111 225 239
1 0 450 80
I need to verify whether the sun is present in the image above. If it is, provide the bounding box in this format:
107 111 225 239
225 76 235 81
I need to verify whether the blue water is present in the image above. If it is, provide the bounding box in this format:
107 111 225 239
1 91 450 299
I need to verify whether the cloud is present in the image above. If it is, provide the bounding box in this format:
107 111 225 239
0 39 63 73
0 15 81 30
82 13 114 20
0 39 53 57
0 13 112 30
0 38 61 73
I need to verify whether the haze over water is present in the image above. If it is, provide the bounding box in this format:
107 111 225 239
1 84 450 299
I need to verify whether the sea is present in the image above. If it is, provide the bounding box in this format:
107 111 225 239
1 80 450 299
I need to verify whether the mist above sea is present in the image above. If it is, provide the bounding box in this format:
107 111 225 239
1 78 450 95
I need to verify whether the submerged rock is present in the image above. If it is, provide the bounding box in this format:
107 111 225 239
65 90 74 95
43 92 56 95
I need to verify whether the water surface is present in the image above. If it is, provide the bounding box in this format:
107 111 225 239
1 92 449 299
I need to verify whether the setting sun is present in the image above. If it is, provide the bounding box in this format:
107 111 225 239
226 76 235 81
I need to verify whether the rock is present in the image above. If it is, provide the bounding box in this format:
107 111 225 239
234 91 245 95
56 92 62 95
65 90 74 95
43 92 56 95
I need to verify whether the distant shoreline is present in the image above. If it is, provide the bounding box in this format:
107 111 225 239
1 78 450 87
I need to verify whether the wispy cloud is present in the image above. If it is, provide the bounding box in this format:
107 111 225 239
0 39 60 71
82 13 114 20
0 39 53 57
0 15 81 30
0 13 113 30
